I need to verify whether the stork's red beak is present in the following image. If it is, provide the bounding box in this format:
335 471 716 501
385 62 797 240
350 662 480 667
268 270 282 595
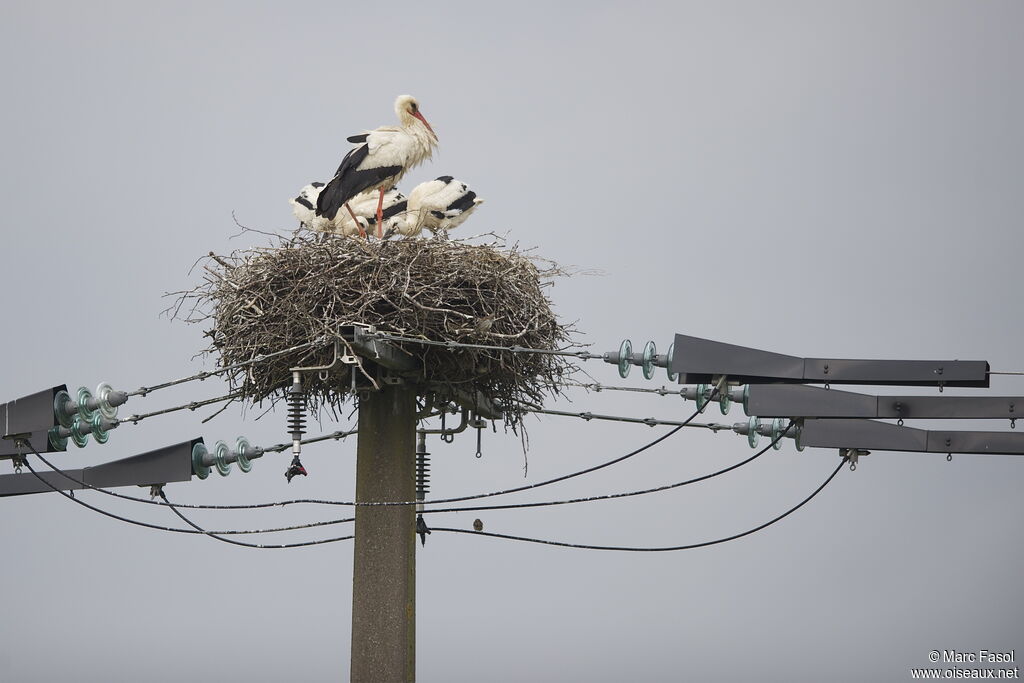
412 110 437 141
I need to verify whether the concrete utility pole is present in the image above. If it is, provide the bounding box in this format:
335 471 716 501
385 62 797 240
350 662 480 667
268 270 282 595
351 383 417 682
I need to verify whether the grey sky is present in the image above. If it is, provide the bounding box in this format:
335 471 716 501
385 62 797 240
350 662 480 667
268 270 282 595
1 1 1021 681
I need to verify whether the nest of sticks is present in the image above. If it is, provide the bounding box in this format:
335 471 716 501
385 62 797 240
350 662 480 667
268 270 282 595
175 232 579 433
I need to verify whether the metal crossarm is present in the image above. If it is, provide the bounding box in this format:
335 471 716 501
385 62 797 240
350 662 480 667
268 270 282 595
671 334 990 388
799 419 1024 455
746 385 1022 420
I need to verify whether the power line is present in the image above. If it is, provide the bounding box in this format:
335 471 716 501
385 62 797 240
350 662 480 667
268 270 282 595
430 455 847 552
421 422 793 514
21 442 355 535
125 337 329 398
366 330 604 360
193 403 710 510
526 407 733 430
159 490 354 549
26 406 706 512
564 381 687 396
119 392 242 425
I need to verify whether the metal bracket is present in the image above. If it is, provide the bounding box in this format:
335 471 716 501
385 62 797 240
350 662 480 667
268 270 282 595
840 448 870 470
290 339 350 373
351 327 420 373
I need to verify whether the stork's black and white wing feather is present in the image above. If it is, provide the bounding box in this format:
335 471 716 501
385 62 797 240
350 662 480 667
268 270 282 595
407 176 484 234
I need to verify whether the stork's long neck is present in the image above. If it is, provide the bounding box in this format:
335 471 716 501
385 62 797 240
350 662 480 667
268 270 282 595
404 120 437 169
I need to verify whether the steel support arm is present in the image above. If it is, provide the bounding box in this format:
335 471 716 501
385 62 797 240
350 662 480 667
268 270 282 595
671 334 989 388
0 438 201 496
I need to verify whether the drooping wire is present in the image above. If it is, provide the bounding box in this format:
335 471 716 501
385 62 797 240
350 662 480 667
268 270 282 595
14 405 705 512
158 490 354 549
19 442 355 535
430 455 848 552
221 403 709 510
421 421 793 514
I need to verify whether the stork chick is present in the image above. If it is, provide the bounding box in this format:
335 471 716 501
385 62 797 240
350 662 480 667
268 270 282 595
316 95 438 238
332 189 409 238
290 182 331 232
406 176 484 236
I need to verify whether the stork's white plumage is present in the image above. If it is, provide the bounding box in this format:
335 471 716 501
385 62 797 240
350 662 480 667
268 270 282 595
290 182 332 231
406 176 484 235
316 95 438 238
332 189 409 237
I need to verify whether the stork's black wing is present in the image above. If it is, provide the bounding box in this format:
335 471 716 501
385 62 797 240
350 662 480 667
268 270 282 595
381 199 408 221
315 143 401 220
447 190 478 213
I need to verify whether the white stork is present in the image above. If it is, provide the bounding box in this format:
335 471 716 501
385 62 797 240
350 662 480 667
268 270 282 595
406 176 484 235
316 95 438 238
290 182 332 232
332 188 409 237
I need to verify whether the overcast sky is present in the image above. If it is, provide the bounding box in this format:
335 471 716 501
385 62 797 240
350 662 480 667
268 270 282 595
1 1 1022 681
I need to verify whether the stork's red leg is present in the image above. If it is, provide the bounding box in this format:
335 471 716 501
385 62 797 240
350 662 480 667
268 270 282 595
344 203 366 238
375 188 386 238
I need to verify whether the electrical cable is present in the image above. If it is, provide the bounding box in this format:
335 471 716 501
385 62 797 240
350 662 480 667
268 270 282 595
420 421 792 514
430 455 847 552
126 338 329 397
526 407 733 431
19 442 355 535
169 403 711 510
563 381 687 396
366 330 604 360
118 392 242 425
158 490 354 548
16 406 706 512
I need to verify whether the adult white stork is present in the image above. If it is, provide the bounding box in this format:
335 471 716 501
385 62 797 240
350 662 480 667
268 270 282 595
316 95 438 238
332 188 409 237
406 176 484 235
290 182 332 232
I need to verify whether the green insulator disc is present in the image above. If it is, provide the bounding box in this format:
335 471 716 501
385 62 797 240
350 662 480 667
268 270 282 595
76 387 96 423
214 440 232 476
54 390 75 429
95 382 118 420
747 416 761 448
235 436 252 473
771 418 785 450
192 443 210 480
719 390 731 416
618 339 632 379
642 341 656 380
742 385 750 415
90 413 109 445
70 416 89 449
48 426 68 452
794 422 805 452
695 383 709 412
666 342 678 382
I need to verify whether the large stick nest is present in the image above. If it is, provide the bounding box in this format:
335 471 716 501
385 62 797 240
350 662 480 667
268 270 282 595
176 232 579 433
